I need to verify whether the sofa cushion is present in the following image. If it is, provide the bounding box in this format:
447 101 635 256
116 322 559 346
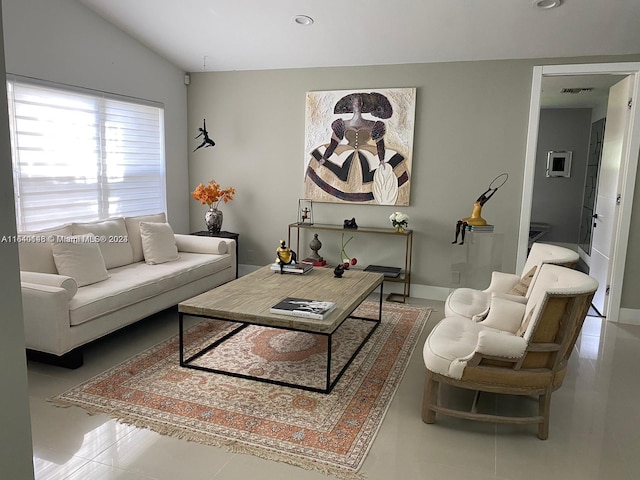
18 224 73 273
68 253 232 326
125 213 167 263
51 233 110 287
140 222 180 264
72 218 134 269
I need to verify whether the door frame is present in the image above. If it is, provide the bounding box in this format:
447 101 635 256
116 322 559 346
518 62 640 322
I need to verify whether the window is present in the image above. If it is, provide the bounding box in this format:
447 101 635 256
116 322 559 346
6 76 166 232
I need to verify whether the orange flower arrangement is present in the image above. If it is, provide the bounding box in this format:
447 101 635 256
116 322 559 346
191 180 236 209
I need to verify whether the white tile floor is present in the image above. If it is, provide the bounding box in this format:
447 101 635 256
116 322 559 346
27 298 640 480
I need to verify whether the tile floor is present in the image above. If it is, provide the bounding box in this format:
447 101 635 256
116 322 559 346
27 298 640 480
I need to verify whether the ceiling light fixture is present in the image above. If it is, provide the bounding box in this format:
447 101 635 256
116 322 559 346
533 0 562 9
293 15 314 26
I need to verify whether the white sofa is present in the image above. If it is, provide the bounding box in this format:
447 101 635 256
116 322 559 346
18 213 236 368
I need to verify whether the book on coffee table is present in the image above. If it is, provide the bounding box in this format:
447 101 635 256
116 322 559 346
270 263 313 274
270 297 336 320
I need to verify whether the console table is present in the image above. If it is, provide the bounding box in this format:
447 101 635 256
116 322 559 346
288 223 413 302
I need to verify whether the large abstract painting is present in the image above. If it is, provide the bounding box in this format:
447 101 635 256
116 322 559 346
304 88 416 205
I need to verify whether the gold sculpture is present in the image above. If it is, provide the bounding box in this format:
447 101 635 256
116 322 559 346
452 173 508 245
275 240 297 273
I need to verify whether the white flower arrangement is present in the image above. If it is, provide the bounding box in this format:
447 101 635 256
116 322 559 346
389 212 409 229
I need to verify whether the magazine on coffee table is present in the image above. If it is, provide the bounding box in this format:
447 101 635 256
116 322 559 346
270 297 336 320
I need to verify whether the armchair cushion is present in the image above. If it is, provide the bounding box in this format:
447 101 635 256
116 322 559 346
483 271 522 294
444 287 491 319
478 297 526 334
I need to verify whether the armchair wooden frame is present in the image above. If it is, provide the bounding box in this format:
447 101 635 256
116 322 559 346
423 288 595 440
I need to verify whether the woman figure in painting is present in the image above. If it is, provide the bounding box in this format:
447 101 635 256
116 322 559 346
305 92 410 205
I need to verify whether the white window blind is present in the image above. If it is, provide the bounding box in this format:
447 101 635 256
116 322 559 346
7 76 166 232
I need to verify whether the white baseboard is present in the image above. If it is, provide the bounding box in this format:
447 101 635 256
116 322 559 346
618 308 640 325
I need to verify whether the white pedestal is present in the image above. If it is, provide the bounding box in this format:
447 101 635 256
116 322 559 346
451 231 504 290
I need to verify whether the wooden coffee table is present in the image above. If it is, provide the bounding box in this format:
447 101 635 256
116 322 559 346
178 265 384 393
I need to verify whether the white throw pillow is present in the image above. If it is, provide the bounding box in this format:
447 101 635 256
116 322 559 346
478 297 526 334
139 222 179 265
72 218 133 269
125 213 167 262
51 233 110 287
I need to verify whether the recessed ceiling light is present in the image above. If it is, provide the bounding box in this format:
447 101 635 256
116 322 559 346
293 15 314 26
533 0 562 9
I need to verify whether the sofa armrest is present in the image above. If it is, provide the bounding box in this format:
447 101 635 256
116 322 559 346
21 271 78 300
483 271 521 294
21 282 72 355
174 234 229 255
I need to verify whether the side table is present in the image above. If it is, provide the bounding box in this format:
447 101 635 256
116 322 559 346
191 231 239 278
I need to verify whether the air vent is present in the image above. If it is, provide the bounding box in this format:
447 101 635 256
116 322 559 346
561 88 594 94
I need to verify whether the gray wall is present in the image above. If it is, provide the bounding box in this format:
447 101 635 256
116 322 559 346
531 108 592 243
186 57 640 305
1 0 190 233
187 62 532 293
0 4 35 478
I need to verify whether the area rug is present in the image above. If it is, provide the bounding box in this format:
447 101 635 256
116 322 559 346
52 301 431 479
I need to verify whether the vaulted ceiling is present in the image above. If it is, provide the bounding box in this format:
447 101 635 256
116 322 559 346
77 0 640 73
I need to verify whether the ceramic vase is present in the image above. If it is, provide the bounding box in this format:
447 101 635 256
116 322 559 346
205 208 223 234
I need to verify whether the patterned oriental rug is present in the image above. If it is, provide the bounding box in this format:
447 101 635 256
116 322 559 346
53 301 432 479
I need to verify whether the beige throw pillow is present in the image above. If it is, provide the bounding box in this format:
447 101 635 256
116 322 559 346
478 297 526 334
139 222 179 264
508 266 537 296
51 233 110 287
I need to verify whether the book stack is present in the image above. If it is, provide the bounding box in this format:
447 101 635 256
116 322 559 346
270 297 336 320
364 264 402 278
465 224 494 232
270 262 313 274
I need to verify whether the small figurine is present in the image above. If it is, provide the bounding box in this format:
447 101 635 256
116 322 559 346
343 217 358 229
301 207 310 222
452 173 508 245
275 239 297 274
193 119 215 152
334 264 345 278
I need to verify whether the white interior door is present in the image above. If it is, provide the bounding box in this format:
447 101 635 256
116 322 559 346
590 76 633 314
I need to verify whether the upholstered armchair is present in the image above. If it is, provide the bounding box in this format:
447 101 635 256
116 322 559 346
444 242 580 320
422 264 597 439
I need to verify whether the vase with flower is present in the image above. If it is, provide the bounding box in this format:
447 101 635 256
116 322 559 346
191 180 236 233
389 212 409 233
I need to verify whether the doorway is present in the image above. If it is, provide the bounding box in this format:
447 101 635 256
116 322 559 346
518 63 640 323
